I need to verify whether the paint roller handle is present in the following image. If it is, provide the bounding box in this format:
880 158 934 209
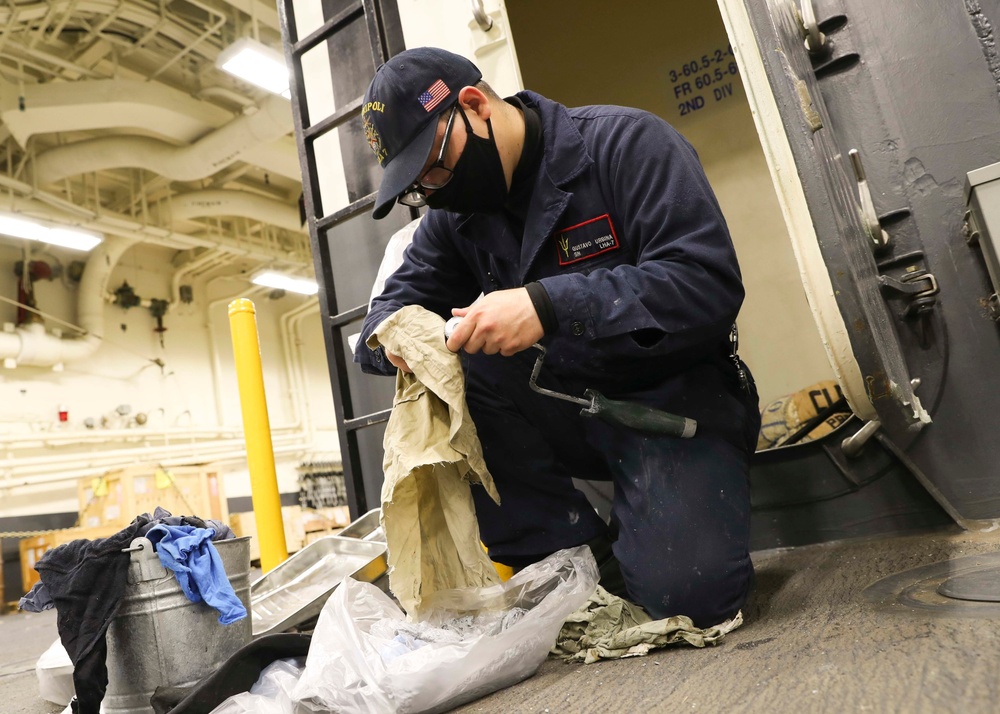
444 316 463 341
581 389 697 438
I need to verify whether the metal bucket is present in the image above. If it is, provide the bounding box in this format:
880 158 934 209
103 535 253 714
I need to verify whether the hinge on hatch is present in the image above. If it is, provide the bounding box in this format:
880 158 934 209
877 270 940 320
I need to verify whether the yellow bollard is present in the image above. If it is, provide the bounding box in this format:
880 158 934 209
228 298 288 572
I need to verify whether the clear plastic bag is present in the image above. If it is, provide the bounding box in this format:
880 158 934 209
36 638 74 706
292 545 598 714
209 658 305 714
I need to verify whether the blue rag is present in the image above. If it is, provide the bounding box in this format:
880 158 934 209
145 524 247 625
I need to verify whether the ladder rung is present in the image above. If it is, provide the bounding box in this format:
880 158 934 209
292 2 364 56
315 194 375 231
330 304 368 328
344 408 392 431
304 96 363 142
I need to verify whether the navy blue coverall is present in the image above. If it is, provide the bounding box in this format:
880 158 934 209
355 90 760 627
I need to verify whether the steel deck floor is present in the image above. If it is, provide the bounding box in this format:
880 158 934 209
4 526 999 713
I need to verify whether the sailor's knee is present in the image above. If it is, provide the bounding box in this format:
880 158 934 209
625 556 751 628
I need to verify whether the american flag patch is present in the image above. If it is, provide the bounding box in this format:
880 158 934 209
419 79 449 112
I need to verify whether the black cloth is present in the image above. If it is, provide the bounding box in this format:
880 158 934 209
19 507 235 615
35 515 152 714
525 281 557 334
18 578 53 612
151 633 312 714
139 505 237 541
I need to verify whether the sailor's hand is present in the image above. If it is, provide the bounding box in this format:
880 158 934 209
446 288 544 356
385 350 412 373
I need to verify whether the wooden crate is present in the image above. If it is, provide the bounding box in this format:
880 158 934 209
301 506 351 534
228 506 351 562
302 506 352 546
78 466 228 529
229 506 305 563
19 525 121 594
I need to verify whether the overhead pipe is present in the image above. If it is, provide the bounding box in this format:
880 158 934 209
102 247 234 311
0 175 95 220
93 209 306 262
207 283 316 436
169 249 233 308
3 44 103 80
0 235 134 367
0 179 309 263
0 219 301 370
1 443 307 491
211 0 281 31
0 425 253 448
0 433 308 485
279 298 320 439
0 2 226 66
153 189 305 233
33 95 293 185
0 431 304 473
0 443 308 495
147 0 227 82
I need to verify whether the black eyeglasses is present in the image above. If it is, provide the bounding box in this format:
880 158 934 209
398 104 459 208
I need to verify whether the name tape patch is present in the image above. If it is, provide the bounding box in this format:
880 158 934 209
554 214 620 266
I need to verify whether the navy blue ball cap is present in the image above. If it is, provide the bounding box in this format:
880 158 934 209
362 47 482 219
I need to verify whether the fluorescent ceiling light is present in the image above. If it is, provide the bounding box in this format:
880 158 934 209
252 271 318 295
45 228 103 251
0 213 102 252
217 37 290 97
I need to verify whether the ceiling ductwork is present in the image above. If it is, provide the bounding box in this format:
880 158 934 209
33 95 293 185
239 138 303 182
153 189 305 233
0 77 301 181
0 78 232 148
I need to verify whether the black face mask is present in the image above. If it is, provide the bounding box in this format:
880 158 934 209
425 109 508 214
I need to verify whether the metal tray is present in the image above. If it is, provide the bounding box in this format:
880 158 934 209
337 508 384 542
250 535 387 637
